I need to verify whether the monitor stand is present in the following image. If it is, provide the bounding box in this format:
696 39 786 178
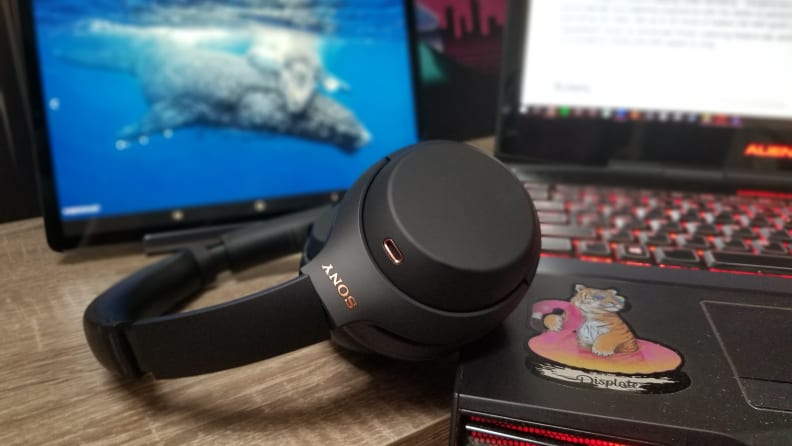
142 222 251 255
141 194 340 255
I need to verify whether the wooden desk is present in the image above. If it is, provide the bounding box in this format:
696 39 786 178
0 218 455 445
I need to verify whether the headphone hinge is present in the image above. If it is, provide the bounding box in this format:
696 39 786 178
83 317 143 378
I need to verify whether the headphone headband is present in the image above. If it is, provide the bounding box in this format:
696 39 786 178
124 275 328 378
84 206 331 378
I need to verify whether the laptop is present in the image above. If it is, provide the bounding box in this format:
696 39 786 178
451 0 792 444
19 0 420 251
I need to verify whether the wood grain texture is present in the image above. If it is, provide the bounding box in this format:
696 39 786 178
0 219 453 445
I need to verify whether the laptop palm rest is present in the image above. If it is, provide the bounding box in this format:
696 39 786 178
703 302 792 412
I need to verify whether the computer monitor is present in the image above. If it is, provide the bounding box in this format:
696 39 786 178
498 0 792 175
21 0 420 250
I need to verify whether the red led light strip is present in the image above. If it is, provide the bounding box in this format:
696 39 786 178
541 254 792 279
540 252 572 259
578 256 613 264
736 189 792 201
468 416 632 446
708 268 792 279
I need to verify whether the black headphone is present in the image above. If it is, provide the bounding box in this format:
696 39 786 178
84 141 541 379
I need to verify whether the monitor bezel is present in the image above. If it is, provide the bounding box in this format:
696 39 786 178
19 0 423 251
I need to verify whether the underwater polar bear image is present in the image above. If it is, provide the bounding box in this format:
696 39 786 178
57 21 371 152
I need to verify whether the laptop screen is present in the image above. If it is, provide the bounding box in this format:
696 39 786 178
24 0 418 248
498 0 792 179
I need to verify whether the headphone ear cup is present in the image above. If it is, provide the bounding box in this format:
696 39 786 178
339 324 455 361
300 142 538 364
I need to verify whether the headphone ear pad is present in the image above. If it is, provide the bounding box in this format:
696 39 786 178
338 324 454 361
328 328 372 354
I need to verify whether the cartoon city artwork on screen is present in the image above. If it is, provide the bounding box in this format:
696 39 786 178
32 0 418 221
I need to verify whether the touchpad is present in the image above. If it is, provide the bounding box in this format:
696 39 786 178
703 301 792 411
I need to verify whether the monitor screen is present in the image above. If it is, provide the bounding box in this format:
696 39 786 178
520 0 792 122
498 0 792 174
25 0 419 248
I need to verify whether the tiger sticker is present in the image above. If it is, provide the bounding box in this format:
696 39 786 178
526 284 689 394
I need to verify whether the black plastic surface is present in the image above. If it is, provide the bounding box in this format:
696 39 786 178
453 264 792 445
739 378 792 412
704 302 792 384
363 141 539 312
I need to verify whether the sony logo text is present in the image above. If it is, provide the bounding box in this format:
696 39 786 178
321 264 358 309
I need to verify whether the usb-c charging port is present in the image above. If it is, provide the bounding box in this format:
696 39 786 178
383 238 404 265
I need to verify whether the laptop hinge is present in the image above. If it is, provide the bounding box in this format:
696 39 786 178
512 161 792 193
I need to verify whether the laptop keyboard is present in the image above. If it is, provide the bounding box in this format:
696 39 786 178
527 183 792 277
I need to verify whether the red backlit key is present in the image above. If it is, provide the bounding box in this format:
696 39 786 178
533 201 565 212
578 241 611 258
705 251 792 275
540 237 573 255
723 226 757 239
655 248 701 268
678 235 710 250
537 211 568 224
748 215 772 227
616 244 652 263
690 223 720 237
679 208 703 222
604 228 634 243
651 221 683 234
640 232 673 246
540 224 597 240
714 238 751 252
713 211 735 224
763 229 792 243
753 241 788 256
